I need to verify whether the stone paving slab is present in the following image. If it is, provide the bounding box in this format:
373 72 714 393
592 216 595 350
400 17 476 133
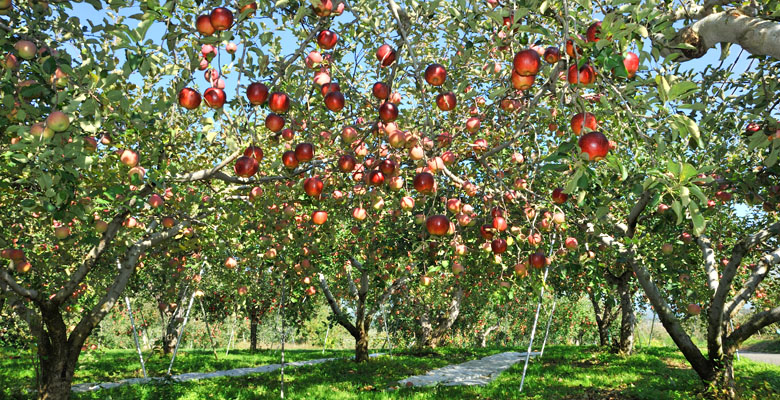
71 353 385 393
398 351 540 387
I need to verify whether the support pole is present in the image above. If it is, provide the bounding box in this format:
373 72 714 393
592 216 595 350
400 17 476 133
539 297 557 358
125 296 148 378
322 323 331 355
226 306 237 356
647 310 656 346
198 298 219 361
116 259 147 378
519 244 553 393
280 273 286 399
167 262 207 375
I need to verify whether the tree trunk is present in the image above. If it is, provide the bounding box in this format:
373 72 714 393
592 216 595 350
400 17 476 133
354 327 369 363
711 354 736 399
478 325 499 348
36 306 84 400
249 308 259 352
615 274 636 355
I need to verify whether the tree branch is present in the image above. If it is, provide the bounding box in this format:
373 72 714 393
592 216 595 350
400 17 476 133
695 235 720 292
0 267 39 300
660 10 780 61
69 220 188 350
726 305 780 354
317 272 359 337
724 246 780 319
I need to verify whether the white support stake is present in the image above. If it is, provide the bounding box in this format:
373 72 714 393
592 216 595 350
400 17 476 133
539 297 557 358
116 259 147 378
167 262 206 375
519 258 552 392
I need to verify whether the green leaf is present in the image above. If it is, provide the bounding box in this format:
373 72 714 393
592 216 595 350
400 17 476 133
748 132 770 151
595 206 609 219
689 202 705 236
668 81 699 100
680 163 698 182
656 75 670 102
680 186 690 207
688 185 708 204
671 200 682 225
667 160 681 177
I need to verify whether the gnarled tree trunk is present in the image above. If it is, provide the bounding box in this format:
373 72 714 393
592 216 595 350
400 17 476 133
614 272 636 355
318 259 406 363
418 288 463 348
588 291 620 347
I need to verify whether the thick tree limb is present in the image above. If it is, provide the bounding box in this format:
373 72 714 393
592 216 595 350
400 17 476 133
726 305 780 353
172 150 242 182
662 10 780 61
317 272 359 337
368 276 407 319
724 247 780 319
592 225 711 377
0 267 39 300
667 0 734 21
696 235 720 292
626 191 651 238
69 221 188 351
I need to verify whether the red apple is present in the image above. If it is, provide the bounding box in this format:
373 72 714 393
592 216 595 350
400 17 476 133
367 170 385 186
401 196 415 211
324 91 345 112
376 44 396 67
249 187 263 201
312 211 328 225
543 46 560 64
196 14 215 36
687 304 701 315
162 216 175 228
210 7 234 31
565 237 578 250
240 2 257 16
317 30 338 50
551 188 568 204
379 159 396 176
372 82 390 99
269 92 290 113
282 151 299 169
622 52 639 78
492 216 507 231
491 238 507 254
295 142 314 162
567 63 596 86
265 113 285 132
304 177 324 196
46 111 70 132
224 257 238 269
246 82 269 105
578 131 609 161
379 102 399 122
570 112 598 135
203 87 226 108
337 154 356 172
513 49 540 76
661 243 673 254
413 172 435 193
436 92 456 111
244 145 264 161
178 88 202 109
95 220 109 233
426 215 449 236
424 63 447 86
119 149 139 167
234 156 259 177
14 40 37 60
529 251 545 269
352 207 368 221
511 71 535 90
586 21 602 42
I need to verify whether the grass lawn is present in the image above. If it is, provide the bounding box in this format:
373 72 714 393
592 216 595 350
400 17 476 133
2 346 778 399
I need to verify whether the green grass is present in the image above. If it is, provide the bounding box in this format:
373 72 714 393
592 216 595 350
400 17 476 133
2 346 778 399
741 338 780 354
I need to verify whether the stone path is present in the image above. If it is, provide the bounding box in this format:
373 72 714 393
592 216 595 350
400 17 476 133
398 351 539 387
71 353 384 393
738 352 780 366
